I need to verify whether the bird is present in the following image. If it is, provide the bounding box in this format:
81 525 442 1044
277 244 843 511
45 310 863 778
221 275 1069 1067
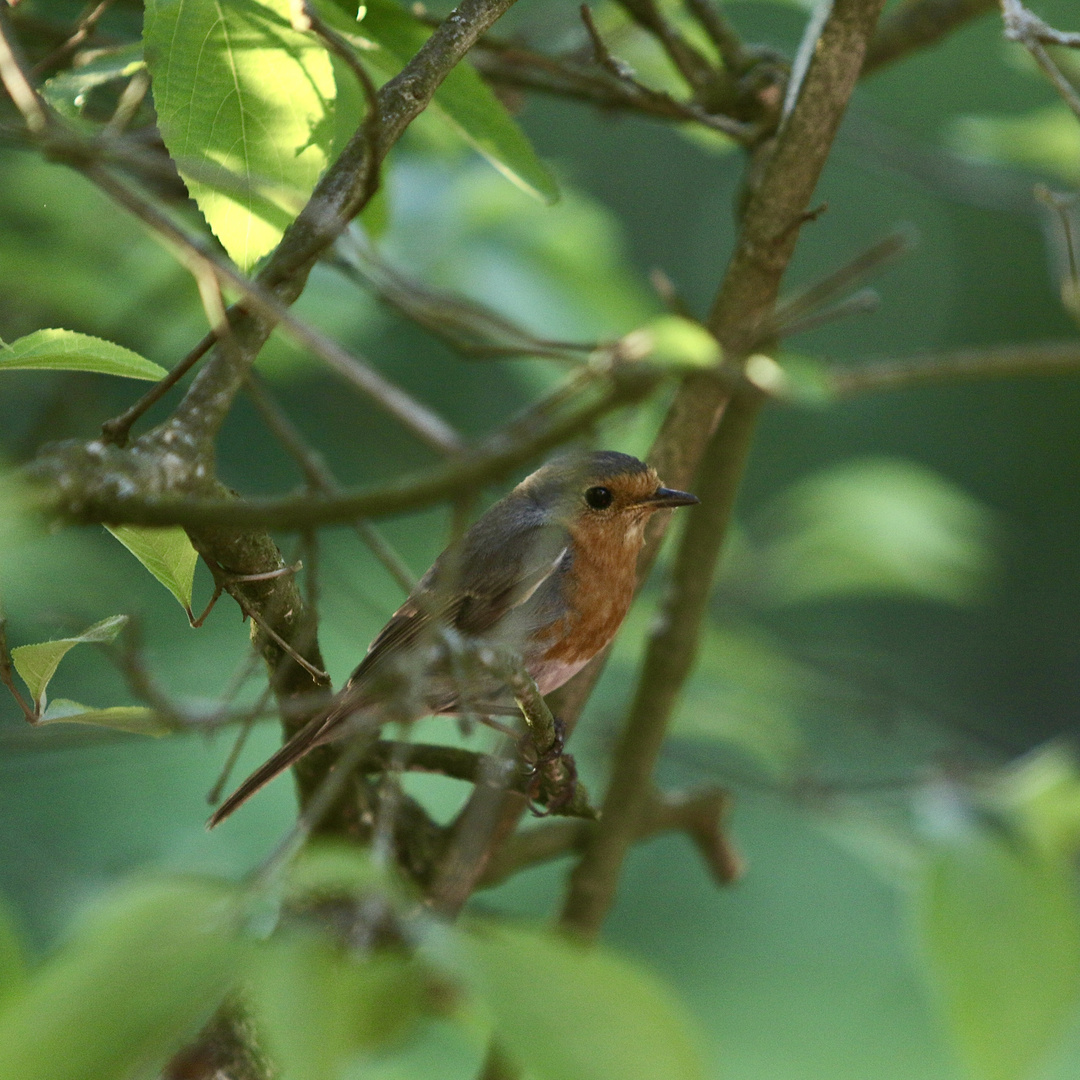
208 450 698 827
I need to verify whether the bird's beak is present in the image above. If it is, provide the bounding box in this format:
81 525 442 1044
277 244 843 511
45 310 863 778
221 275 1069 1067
644 487 699 508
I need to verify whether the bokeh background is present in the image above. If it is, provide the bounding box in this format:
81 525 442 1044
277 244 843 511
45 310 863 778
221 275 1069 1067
2 0 1080 1077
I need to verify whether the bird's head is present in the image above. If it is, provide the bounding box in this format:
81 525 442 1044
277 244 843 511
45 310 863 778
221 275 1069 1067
519 451 698 547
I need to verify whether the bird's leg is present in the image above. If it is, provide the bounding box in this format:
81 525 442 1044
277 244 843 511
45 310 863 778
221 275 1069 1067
472 645 595 818
525 720 581 818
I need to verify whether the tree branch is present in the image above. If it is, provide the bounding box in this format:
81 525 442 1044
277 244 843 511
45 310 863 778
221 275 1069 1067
31 361 660 529
863 0 997 76
829 340 1080 394
477 785 740 888
559 0 889 937
560 391 762 932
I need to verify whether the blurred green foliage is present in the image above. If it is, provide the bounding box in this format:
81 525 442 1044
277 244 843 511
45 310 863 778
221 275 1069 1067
3 0 1080 1078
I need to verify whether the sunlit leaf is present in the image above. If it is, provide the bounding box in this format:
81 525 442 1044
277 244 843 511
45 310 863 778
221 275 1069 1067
104 524 199 614
143 0 337 270
248 932 426 1080
41 43 146 119
919 836 1080 1080
284 841 394 904
464 921 708 1080
775 352 838 404
991 742 1080 861
621 315 721 370
449 166 657 338
948 105 1080 185
11 615 129 714
0 329 166 381
0 878 246 1080
756 457 996 606
324 0 558 204
37 698 170 737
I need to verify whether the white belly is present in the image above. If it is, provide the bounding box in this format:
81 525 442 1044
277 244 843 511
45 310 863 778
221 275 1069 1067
528 656 593 696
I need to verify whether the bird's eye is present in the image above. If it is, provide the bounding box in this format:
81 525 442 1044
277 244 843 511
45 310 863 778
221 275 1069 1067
584 485 613 510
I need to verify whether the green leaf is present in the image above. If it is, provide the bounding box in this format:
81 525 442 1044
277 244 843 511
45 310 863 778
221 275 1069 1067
0 329 166 380
0 878 246 1080
464 921 708 1080
143 0 337 270
248 932 426 1080
991 743 1080 861
284 841 395 905
324 0 558 203
756 458 997 606
449 166 657 338
37 699 171 737
41 43 146 119
104 524 199 613
11 615 129 714
620 315 721 370
919 837 1080 1080
948 105 1080 185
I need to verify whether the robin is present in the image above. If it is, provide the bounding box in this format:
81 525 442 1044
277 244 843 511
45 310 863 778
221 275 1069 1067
208 450 698 826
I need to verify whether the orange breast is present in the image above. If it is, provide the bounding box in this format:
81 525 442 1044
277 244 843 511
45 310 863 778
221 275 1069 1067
539 520 643 666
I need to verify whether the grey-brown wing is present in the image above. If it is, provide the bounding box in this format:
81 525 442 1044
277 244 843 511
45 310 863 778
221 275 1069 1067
347 510 567 691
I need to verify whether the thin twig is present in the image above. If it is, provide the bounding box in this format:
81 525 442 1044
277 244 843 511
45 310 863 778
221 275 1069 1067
206 686 276 805
770 228 914 333
478 785 741 888
101 331 217 446
30 0 114 77
579 4 751 139
80 164 463 456
37 361 661 530
862 0 997 76
332 238 598 362
244 372 418 592
470 42 752 135
0 613 37 724
609 0 727 105
775 287 880 338
829 340 1080 394
294 0 383 212
104 68 150 135
0 5 51 135
231 592 327 684
1001 0 1080 48
999 0 1080 118
682 0 751 74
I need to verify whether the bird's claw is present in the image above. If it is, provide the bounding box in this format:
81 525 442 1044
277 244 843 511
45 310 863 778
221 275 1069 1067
523 718 586 817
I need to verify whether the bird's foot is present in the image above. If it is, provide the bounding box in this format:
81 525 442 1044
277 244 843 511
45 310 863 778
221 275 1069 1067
523 719 597 819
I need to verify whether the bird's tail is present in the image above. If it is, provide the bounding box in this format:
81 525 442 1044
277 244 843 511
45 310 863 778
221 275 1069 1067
207 710 334 829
